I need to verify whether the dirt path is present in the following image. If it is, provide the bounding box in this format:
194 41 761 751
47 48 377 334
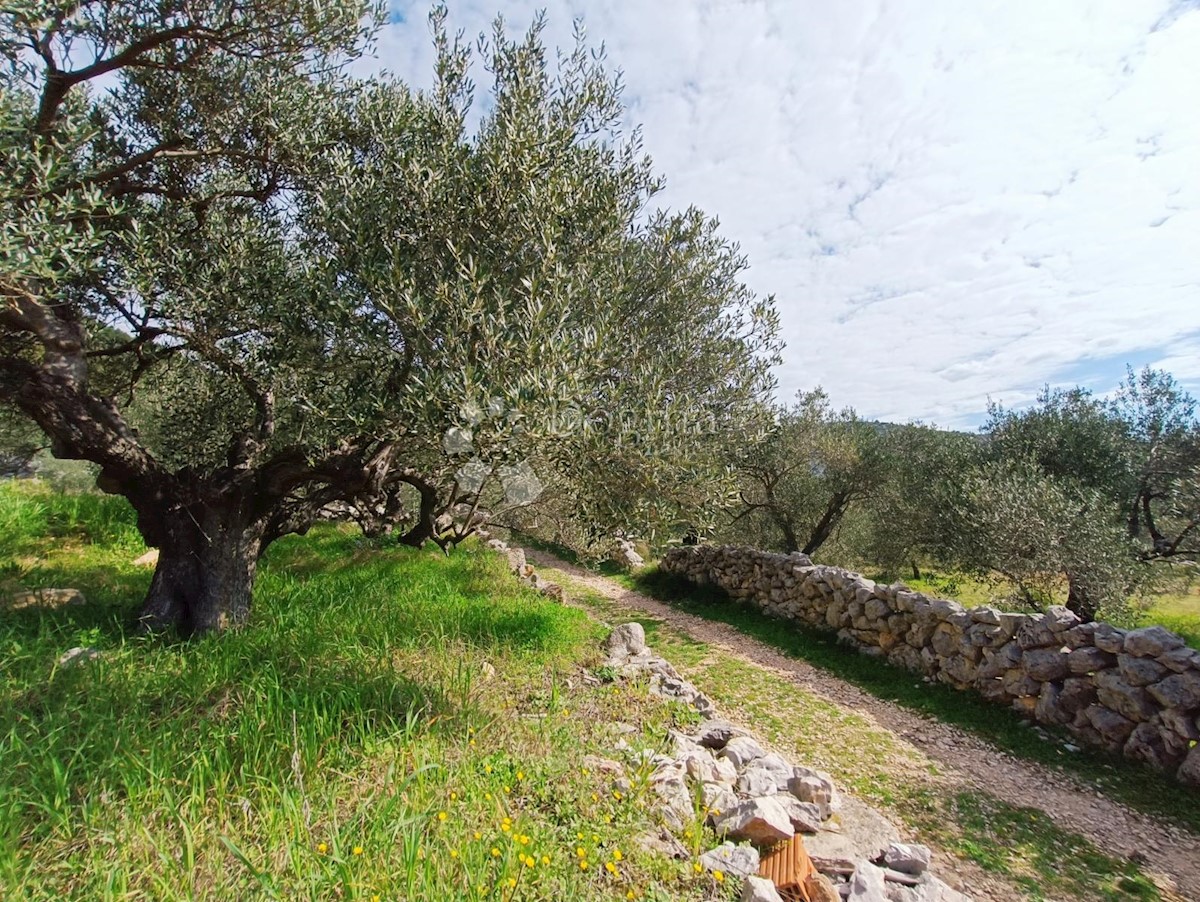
524 548 1200 901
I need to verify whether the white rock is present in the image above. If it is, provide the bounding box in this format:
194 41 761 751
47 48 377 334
702 783 740 816
713 796 796 845
882 842 932 876
700 841 761 878
737 766 781 797
721 736 766 768
768 794 825 833
741 875 786 902
806 798 900 873
605 622 647 661
57 646 101 667
850 861 889 901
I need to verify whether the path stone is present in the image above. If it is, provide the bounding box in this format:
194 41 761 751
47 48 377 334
741 875 785 902
713 797 795 845
883 842 932 875
57 646 101 667
700 841 760 878
805 798 900 872
721 735 766 768
605 622 647 661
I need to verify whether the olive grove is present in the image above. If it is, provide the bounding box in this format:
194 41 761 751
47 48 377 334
1 2 780 633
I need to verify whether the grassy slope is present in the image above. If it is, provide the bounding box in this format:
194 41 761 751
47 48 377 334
0 484 738 901
548 571 1169 902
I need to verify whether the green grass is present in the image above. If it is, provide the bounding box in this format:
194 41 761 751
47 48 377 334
0 483 743 901
1140 586 1200 648
618 566 1200 837
546 570 1167 902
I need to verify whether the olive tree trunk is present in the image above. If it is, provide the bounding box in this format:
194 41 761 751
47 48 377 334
136 502 265 635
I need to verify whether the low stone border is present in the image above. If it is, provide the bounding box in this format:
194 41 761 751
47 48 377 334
481 536 971 900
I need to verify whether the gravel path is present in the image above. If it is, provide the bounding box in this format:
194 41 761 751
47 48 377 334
524 548 1200 901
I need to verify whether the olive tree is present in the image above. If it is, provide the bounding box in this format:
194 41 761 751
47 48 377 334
723 390 888 556
1111 366 1200 560
1 4 780 633
949 457 1144 620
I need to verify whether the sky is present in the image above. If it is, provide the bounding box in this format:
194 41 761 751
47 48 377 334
369 0 1200 429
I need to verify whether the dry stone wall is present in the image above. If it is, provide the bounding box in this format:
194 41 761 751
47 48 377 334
661 545 1200 786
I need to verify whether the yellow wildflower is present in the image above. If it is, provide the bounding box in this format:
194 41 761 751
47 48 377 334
474 831 482 840
437 811 448 822
541 855 550 865
579 860 589 870
613 850 623 861
450 849 459 859
714 870 725 882
353 846 363 856
491 848 501 858
316 842 328 854
605 861 617 874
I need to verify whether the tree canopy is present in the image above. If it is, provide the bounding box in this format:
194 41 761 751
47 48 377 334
1 2 780 632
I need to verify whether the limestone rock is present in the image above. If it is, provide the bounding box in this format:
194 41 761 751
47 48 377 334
1067 646 1116 674
1084 704 1136 745
57 646 101 667
700 841 761 878
1043 605 1080 632
1176 745 1200 787
1016 615 1057 650
756 753 795 786
737 767 780 797
605 622 646 661
1092 623 1126 654
806 872 842 902
1123 625 1185 658
767 794 825 833
713 797 796 846
741 875 785 902
806 797 900 873
132 549 159 567
1035 682 1071 726
695 719 747 750
582 755 624 775
1159 646 1200 673
1095 670 1156 722
789 771 837 816
721 735 767 768
610 539 645 570
1021 647 1070 681
9 587 87 610
702 783 740 817
1147 671 1200 710
882 842 932 876
1117 653 1168 687
1124 722 1183 770
849 861 889 901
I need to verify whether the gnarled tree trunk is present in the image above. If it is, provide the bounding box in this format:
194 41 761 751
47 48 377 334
1065 574 1097 623
136 501 264 635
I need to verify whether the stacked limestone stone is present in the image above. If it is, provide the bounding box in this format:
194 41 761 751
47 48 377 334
661 546 1200 786
603 622 970 902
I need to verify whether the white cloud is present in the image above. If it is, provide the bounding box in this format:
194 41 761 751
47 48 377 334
372 0 1200 427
